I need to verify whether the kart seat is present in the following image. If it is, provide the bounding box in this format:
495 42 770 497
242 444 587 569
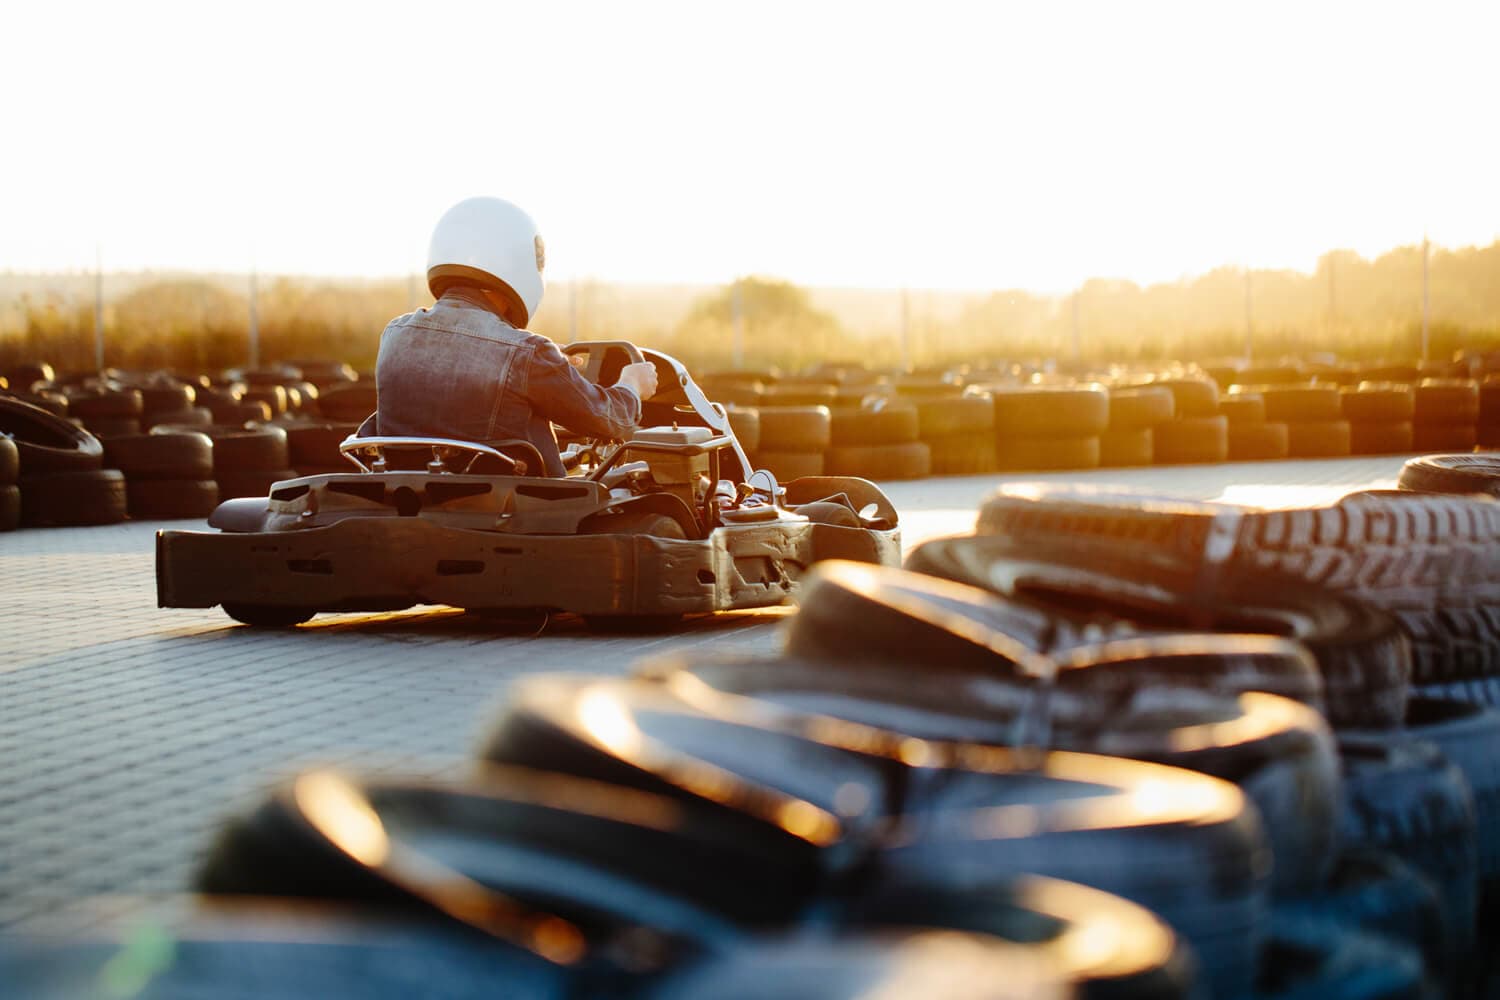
341 436 549 477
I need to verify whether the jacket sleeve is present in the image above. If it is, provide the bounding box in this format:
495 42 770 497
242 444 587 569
527 340 642 441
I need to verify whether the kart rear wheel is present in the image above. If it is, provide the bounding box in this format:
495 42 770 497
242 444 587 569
223 603 317 628
581 511 688 632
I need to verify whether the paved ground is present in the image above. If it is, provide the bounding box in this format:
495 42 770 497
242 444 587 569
0 456 1408 927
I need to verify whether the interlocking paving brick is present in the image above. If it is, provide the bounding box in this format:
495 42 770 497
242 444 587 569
0 457 1408 927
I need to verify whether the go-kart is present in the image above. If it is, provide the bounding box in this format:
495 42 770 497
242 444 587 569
156 342 901 628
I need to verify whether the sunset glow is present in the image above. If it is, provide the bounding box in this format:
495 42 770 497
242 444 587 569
3 0 1497 292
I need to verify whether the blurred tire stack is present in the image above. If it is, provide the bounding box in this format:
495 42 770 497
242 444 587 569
1341 383 1416 455
990 383 1107 471
1148 377 1228 465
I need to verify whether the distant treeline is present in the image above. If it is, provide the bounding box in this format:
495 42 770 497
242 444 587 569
3 241 1498 377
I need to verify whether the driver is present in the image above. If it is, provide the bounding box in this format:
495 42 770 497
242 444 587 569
364 196 658 476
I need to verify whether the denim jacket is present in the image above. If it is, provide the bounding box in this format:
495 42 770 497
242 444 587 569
370 288 641 476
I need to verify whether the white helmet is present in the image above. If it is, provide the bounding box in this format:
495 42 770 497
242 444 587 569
426 197 546 326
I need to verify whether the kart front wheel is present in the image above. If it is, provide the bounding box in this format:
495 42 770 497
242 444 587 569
223 603 317 628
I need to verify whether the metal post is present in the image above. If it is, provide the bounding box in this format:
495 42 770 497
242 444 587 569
1070 291 1081 362
899 288 910 372
1243 267 1253 362
1421 235 1430 361
248 267 260 370
1326 255 1336 337
569 281 579 343
93 245 104 373
731 281 744 368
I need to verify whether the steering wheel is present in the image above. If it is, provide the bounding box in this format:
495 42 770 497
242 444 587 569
559 341 648 473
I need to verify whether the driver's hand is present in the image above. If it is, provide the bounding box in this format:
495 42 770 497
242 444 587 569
617 361 659 400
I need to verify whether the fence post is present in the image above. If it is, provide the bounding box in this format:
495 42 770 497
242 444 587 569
93 246 104 373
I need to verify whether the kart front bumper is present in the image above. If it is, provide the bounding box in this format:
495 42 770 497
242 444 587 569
156 516 900 618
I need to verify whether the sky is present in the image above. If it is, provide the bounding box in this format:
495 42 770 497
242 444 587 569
2 1 1497 294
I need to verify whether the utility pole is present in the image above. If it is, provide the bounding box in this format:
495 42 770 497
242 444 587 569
248 267 260 370
93 245 104 373
731 281 744 368
899 288 911 372
1326 255 1336 338
1421 235 1431 362
569 281 579 344
1070 291 1081 362
1243 267 1254 362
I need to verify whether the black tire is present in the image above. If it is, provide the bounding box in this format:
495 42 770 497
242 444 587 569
754 449 825 480
314 382 377 422
0 484 18 531
839 877 1194 1000
203 425 291 474
904 533 1412 729
1342 384 1415 422
1099 427 1153 467
1414 379 1480 424
1398 453 1500 497
1261 848 1446 986
0 435 16 484
823 442 931 480
222 603 317 627
217 468 301 500
1108 386 1175 429
925 433 998 475
19 469 127 526
975 485 1500 685
1154 377 1221 417
242 384 288 416
725 407 761 453
103 431 214 480
0 396 104 473
1285 420 1352 458
1152 416 1229 464
1411 422 1478 452
649 931 1070 1000
202 769 800 951
581 510 689 630
914 395 994 437
1402 697 1500 926
284 421 362 468
994 434 1100 472
829 403 920 447
126 479 220 519
1349 420 1415 455
1228 421 1290 461
762 384 836 407
80 416 141 439
787 559 1324 705
991 385 1109 436
1 390 68 417
757 406 832 452
1260 385 1344 423
1219 392 1267 425
649 651 1335 900
67 388 143 419
140 405 212 431
1255 911 1426 1000
1334 730 1478 963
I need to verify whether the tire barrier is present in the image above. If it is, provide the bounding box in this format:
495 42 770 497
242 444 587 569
976 485 1500 687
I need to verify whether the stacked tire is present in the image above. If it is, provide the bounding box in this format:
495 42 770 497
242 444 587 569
1150 378 1228 465
1412 379 1480 453
0 435 18 531
102 432 219 520
753 406 830 480
1341 383 1415 455
1101 385 1172 467
914 392 996 475
1220 392 1291 462
825 400 930 480
156 423 295 500
1254 384 1352 459
990 384 1107 471
0 397 126 526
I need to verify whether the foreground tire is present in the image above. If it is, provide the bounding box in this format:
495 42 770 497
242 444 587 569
905 534 1412 728
975 486 1500 685
1398 453 1500 497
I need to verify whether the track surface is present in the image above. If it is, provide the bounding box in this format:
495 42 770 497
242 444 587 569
0 456 1407 926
